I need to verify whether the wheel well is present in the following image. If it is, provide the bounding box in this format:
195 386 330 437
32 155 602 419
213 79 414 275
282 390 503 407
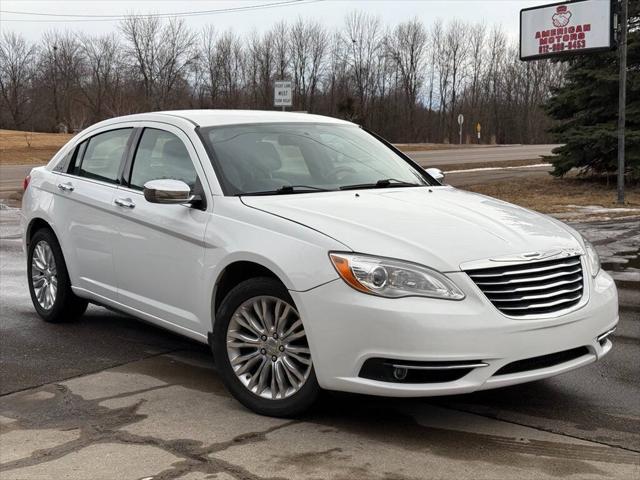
214 261 281 315
26 218 53 245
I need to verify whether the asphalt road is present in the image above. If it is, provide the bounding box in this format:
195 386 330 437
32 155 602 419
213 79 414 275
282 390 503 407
407 144 559 166
0 164 32 205
1 205 638 479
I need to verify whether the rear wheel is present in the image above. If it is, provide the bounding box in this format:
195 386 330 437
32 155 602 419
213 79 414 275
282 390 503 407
27 228 88 323
213 277 319 417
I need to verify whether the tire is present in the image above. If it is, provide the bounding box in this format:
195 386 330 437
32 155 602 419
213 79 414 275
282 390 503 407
27 228 88 323
213 277 319 417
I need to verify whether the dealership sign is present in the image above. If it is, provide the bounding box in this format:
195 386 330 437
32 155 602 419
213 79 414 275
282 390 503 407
520 0 614 60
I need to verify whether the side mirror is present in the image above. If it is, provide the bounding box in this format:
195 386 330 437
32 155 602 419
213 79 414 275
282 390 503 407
143 179 193 204
425 167 445 183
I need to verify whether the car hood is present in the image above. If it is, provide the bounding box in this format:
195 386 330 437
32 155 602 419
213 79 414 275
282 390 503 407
241 186 583 272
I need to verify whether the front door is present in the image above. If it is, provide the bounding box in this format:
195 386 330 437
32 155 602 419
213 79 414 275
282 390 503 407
112 125 211 337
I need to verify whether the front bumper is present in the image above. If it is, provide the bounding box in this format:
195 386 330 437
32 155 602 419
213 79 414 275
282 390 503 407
291 269 618 397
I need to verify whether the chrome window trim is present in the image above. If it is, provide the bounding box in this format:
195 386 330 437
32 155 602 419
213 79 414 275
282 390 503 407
54 171 121 190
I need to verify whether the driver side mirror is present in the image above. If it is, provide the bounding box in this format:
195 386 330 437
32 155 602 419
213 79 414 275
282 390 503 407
425 167 445 183
144 179 196 205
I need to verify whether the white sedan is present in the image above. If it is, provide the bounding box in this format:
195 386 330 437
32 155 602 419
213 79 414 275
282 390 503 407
21 110 618 416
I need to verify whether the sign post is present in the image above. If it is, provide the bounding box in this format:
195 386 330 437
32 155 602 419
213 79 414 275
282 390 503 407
274 81 292 111
520 0 624 203
457 114 464 145
476 122 481 143
617 0 628 204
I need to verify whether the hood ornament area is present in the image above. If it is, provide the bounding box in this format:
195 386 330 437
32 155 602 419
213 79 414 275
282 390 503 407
489 248 582 263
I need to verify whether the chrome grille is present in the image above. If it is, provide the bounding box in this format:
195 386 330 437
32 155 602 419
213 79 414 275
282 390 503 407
466 256 584 317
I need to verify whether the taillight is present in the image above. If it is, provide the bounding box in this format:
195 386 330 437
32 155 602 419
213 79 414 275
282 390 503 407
23 175 31 191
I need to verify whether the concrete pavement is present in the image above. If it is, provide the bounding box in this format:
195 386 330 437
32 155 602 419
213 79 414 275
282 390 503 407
1 351 638 480
1 205 638 479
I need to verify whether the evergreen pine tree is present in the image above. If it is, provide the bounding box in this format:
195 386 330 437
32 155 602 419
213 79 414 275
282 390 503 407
544 2 639 178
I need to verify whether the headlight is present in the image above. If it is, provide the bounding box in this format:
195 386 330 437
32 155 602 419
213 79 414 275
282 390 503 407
329 252 465 300
582 237 600 277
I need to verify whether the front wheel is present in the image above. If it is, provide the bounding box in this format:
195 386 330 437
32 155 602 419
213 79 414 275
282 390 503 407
213 277 319 417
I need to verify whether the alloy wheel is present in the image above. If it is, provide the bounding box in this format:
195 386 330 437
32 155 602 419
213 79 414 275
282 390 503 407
226 296 312 400
31 240 58 310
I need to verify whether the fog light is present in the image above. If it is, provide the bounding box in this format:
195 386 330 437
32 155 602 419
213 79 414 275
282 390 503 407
393 367 408 381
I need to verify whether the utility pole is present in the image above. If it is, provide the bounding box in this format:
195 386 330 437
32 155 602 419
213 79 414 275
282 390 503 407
617 0 628 204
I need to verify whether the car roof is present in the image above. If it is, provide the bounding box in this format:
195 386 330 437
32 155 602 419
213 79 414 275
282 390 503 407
152 109 355 128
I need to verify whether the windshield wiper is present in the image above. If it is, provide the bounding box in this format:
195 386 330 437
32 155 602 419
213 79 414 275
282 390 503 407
239 185 332 196
339 178 421 191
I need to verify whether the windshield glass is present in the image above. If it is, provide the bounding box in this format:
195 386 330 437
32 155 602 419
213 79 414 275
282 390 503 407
199 123 433 195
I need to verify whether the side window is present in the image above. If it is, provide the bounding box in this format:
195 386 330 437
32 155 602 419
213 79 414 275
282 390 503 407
128 128 197 191
53 146 75 173
75 129 132 184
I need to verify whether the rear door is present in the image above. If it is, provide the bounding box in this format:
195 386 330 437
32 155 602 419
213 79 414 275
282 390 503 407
52 127 134 300
112 124 212 337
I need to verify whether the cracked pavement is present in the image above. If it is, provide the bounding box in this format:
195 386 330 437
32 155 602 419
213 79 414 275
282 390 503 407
1 208 639 479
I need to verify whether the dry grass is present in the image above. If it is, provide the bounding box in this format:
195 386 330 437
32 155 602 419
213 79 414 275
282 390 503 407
0 129 73 165
466 173 640 215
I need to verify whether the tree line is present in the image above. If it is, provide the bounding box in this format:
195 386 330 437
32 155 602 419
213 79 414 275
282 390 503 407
0 12 565 144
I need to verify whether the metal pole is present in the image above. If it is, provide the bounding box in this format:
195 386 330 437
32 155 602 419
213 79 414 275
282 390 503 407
617 0 628 204
459 125 462 145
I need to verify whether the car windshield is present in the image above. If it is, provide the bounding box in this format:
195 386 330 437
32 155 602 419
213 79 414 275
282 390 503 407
199 123 433 195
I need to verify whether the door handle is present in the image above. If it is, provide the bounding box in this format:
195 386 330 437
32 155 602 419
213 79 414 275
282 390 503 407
57 182 74 192
114 197 135 209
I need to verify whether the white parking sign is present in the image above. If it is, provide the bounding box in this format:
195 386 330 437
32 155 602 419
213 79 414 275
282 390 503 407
274 81 292 108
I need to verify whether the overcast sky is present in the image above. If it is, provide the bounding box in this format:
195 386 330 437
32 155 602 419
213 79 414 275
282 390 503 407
1 0 553 41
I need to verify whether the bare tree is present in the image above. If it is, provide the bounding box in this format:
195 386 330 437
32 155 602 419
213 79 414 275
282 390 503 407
484 26 508 143
445 20 470 142
467 22 486 113
343 11 383 123
257 30 276 107
120 16 198 110
326 30 349 118
40 31 84 131
198 26 222 107
385 17 427 135
77 34 124 122
0 32 37 129
432 20 451 140
291 18 328 111
214 30 245 107
246 29 277 108
271 21 290 82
